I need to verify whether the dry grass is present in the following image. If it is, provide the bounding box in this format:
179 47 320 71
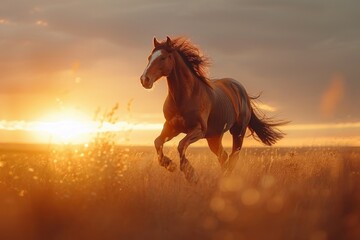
0 143 359 240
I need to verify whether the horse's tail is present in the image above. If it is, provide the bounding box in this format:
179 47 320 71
248 103 289 146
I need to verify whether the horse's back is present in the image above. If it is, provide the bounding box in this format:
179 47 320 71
205 78 251 137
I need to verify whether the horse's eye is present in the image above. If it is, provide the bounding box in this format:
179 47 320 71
160 57 166 61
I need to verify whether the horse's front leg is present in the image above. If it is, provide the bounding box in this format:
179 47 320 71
178 125 205 183
154 122 179 172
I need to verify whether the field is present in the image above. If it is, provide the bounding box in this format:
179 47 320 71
0 143 359 240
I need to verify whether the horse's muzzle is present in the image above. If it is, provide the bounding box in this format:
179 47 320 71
140 75 153 89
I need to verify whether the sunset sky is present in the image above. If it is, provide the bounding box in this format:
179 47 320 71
0 0 359 146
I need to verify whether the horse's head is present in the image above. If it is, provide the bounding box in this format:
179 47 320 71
140 37 175 89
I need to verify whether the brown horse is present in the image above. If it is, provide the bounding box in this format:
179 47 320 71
140 36 287 183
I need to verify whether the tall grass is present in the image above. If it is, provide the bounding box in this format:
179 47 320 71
0 105 359 240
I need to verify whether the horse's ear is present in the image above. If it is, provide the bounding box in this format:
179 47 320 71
153 37 160 47
166 36 172 47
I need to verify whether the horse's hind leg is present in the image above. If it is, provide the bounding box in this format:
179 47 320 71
206 136 228 171
224 124 246 175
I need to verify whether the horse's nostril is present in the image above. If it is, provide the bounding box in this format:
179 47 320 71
141 75 148 83
141 75 151 87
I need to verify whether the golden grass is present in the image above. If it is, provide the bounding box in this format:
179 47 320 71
0 102 359 239
0 144 359 240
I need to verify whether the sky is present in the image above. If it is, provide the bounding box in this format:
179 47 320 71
0 0 359 146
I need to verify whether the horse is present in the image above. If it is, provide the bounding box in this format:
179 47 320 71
140 36 287 183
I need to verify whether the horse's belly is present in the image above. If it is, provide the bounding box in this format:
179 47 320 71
206 114 235 137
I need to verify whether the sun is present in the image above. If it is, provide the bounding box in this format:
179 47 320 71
0 107 165 145
38 120 95 143
36 108 97 144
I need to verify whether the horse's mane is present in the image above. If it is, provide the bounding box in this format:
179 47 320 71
155 37 212 87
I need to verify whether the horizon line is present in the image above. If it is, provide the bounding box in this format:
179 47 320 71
1 120 360 132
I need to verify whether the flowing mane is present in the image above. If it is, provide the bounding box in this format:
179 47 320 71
154 37 212 87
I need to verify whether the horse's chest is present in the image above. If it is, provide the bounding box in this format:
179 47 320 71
166 113 196 133
170 114 186 127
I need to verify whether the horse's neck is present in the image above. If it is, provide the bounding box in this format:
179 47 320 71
166 52 198 105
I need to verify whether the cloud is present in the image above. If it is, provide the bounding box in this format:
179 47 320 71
282 121 360 131
0 0 359 125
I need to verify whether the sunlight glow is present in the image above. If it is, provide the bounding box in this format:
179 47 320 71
282 122 360 131
0 118 359 145
36 20 48 26
0 119 162 144
0 19 9 24
257 103 276 112
320 75 345 117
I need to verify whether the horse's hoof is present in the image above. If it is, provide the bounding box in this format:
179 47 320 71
222 153 239 176
161 156 177 172
184 167 199 184
166 161 177 172
189 171 199 184
223 167 232 177
185 172 199 184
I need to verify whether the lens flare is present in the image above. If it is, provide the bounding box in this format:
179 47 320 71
320 75 345 118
